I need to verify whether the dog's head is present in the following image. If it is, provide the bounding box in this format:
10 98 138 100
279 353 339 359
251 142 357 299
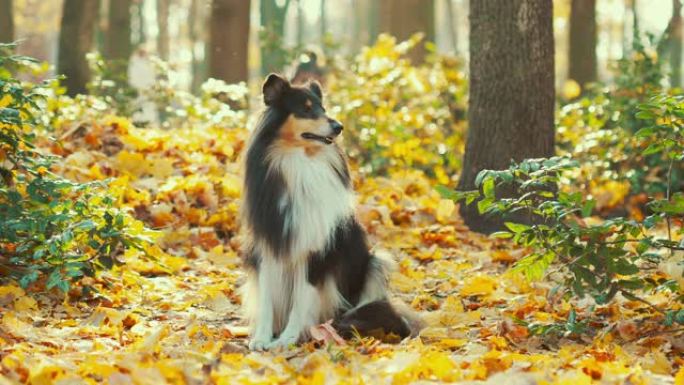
262 74 343 147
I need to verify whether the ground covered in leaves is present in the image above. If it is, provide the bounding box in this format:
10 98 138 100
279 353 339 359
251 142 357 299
1 109 683 385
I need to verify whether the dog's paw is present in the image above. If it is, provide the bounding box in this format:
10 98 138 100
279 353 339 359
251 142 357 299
266 334 299 350
248 336 272 351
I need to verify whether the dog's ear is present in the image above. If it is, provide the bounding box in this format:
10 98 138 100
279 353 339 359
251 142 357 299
263 74 290 106
309 81 322 100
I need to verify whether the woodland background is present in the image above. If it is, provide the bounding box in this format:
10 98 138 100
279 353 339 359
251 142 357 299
0 0 680 91
1 0 684 384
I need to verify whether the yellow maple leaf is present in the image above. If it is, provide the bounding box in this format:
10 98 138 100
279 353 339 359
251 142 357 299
435 198 456 224
2 312 35 339
392 351 460 385
131 325 169 353
147 157 176 179
115 150 147 177
439 338 467 349
551 372 593 385
0 284 25 299
28 364 65 385
439 295 464 326
460 275 497 296
640 351 672 375
14 295 37 312
675 366 684 385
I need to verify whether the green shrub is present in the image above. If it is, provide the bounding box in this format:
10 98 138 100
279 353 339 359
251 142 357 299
635 93 684 249
86 52 139 117
327 34 467 181
439 93 684 325
557 32 680 210
441 157 657 302
0 44 151 292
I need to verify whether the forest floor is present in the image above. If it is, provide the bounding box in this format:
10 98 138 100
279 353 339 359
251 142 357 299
1 116 683 385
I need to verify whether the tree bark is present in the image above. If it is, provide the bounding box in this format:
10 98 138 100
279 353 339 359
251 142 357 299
445 0 458 54
379 0 435 63
296 0 304 46
0 0 14 43
189 0 205 92
260 0 290 75
104 0 132 62
368 0 379 43
157 0 170 60
671 0 682 87
133 0 146 46
320 0 326 38
458 0 556 233
209 0 251 83
569 0 597 88
94 0 107 52
58 0 100 96
631 0 639 36
352 0 363 52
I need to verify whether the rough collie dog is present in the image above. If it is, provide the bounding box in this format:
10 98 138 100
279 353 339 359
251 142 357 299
241 74 415 350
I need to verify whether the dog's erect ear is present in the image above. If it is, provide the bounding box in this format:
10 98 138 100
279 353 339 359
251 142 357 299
263 74 290 106
309 81 322 100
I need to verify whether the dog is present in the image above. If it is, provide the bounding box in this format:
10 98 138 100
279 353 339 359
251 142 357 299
241 74 417 350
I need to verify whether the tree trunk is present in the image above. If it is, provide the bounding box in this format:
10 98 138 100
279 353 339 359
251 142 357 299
0 0 14 43
445 0 458 54
569 0 597 88
94 0 107 53
379 0 435 62
157 0 170 60
631 0 639 36
104 0 132 63
133 0 146 47
368 0 379 43
209 0 250 83
296 0 304 46
320 0 326 38
58 0 100 96
457 0 556 233
671 0 682 87
189 0 205 92
260 0 290 75
352 0 364 52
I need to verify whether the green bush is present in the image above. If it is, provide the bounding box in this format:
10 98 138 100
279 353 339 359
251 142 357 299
439 92 684 327
0 44 151 292
327 34 467 181
557 32 680 209
86 52 140 117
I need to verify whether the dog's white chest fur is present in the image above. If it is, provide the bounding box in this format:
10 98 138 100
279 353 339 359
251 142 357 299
270 147 354 259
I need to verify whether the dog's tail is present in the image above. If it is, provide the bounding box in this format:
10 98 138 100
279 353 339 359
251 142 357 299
331 249 423 342
332 299 423 343
332 249 423 342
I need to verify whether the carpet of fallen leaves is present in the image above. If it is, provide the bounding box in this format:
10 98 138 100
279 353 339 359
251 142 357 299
1 111 684 385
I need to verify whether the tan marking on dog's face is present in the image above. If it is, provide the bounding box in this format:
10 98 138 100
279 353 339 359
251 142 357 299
279 115 298 143
276 115 330 156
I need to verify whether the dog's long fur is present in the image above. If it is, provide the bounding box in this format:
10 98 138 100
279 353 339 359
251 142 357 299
241 74 414 350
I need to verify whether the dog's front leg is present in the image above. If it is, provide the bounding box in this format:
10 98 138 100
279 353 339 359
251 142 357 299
267 263 320 349
248 261 276 351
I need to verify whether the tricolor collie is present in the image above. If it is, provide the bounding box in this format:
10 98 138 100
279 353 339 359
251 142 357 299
241 74 415 350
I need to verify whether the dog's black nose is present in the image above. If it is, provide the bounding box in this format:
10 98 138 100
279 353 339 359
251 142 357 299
329 119 343 135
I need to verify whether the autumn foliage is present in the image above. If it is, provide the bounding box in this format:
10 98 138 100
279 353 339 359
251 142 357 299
0 37 683 384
